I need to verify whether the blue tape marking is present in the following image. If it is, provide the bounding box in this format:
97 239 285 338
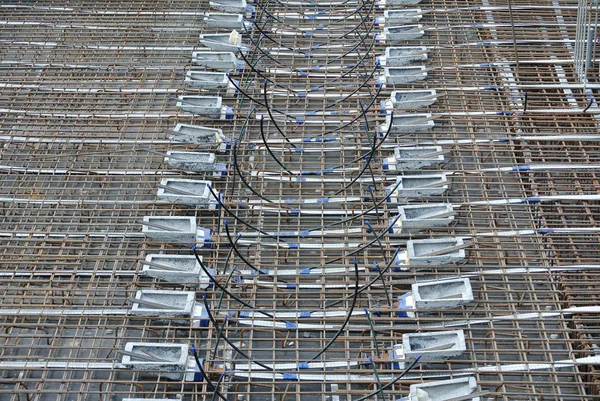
512 165 531 172
299 311 311 318
283 373 298 380
299 230 309 235
298 362 310 369
297 93 306 98
288 243 299 249
286 283 296 289
523 197 541 203
285 321 297 329
538 228 554 234
300 268 311 274
239 311 250 318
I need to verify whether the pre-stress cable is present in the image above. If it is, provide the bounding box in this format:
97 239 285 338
312 246 401 312
206 177 401 235
261 76 384 138
239 46 380 106
204 257 361 368
254 0 371 30
243 9 377 74
223 220 289 284
307 256 360 362
228 21 376 119
202 295 274 372
249 0 375 53
238 1 377 94
242 110 394 177
259 114 295 174
205 178 283 242
332 102 378 195
191 344 228 401
192 246 274 319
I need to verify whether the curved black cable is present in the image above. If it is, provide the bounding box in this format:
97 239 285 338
205 182 281 240
229 106 257 199
315 246 401 311
364 220 392 307
210 372 227 401
333 130 377 195
232 138 278 205
191 344 228 401
293 110 394 176
192 246 275 318
262 79 301 147
584 97 595 112
248 20 297 52
353 355 422 401
210 313 228 365
324 215 400 266
223 220 289 284
227 74 297 120
238 49 301 93
261 75 383 139
242 1 377 80
260 116 295 174
307 177 402 232
250 1 373 53
253 0 370 30
307 256 360 362
202 295 275 372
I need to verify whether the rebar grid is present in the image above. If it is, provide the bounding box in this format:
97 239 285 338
0 0 600 400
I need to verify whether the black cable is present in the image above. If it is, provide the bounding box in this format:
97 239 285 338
232 137 278 205
203 295 275 372
261 74 383 139
242 0 377 87
192 246 274 318
210 372 227 401
307 177 402 232
307 256 360 362
250 2 374 54
260 116 295 174
210 313 227 366
238 49 301 93
249 20 297 52
262 78 301 147
584 97 595 112
223 220 289 283
206 183 282 240
333 130 377 195
226 74 297 120
253 0 370 30
353 355 423 401
315 246 401 311
324 215 400 266
364 220 392 307
296 110 395 175
191 344 228 401
229 107 257 199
